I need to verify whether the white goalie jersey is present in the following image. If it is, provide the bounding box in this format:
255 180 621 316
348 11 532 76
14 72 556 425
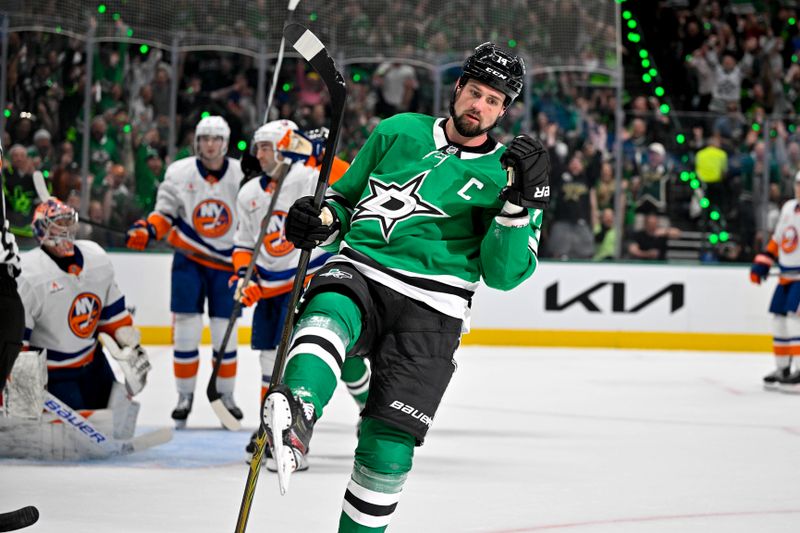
148 157 243 270
233 161 332 297
16 241 133 370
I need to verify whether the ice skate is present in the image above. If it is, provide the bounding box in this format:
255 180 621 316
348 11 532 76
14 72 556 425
263 384 315 494
245 430 272 465
763 367 791 391
778 369 800 394
171 393 193 429
219 392 244 421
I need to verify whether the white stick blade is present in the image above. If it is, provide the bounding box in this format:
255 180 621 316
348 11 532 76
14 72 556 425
210 399 242 431
32 171 51 202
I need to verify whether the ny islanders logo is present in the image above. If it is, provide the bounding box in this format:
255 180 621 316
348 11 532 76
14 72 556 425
352 171 447 242
68 292 101 338
192 199 233 238
782 226 799 254
263 210 294 257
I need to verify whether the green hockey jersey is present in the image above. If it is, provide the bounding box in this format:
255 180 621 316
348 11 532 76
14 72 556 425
324 113 542 324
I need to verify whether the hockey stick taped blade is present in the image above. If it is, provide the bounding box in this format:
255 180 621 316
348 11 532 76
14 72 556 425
32 171 51 202
210 399 242 431
288 0 301 11
286 26 323 62
0 506 39 532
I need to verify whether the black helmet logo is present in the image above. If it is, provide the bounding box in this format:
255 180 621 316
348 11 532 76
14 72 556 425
460 42 525 105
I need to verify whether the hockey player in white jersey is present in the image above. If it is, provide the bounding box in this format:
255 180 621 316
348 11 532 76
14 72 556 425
15 198 150 410
126 115 244 427
231 120 370 464
752 170 800 389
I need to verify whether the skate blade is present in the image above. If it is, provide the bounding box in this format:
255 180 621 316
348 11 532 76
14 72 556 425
173 419 188 430
265 394 294 495
778 383 800 394
763 382 781 391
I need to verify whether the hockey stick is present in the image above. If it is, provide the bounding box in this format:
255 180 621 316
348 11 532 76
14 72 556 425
43 391 173 454
0 506 39 532
234 23 347 532
206 171 288 431
263 0 302 123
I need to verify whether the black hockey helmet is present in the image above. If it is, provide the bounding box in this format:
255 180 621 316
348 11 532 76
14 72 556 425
460 42 525 105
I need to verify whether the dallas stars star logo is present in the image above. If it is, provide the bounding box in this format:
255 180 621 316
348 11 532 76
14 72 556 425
353 171 448 242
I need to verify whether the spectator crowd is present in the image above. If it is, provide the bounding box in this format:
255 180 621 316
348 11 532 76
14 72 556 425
2 0 799 263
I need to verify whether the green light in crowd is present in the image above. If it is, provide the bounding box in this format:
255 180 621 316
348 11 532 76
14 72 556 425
622 10 632 19
659 103 670 114
55 25 62 33
639 49 648 59
770 129 778 138
708 234 719 244
97 4 106 14
685 55 692 62
282 83 291 92
690 179 700 189
113 13 120 21
201 111 210 119
627 33 641 43
43 170 49 178
790 17 797 25
649 68 658 77
139 44 149 54
752 123 760 132
3 109 10 118
353 73 361 82
126 28 134 37
654 86 665 97
627 20 637 29
123 124 132 133
642 73 652 83
508 39 517 48
793 55 799 63
790 124 797 133
676 133 685 144
719 231 729 242
309 12 318 21
710 210 720 221
700 198 710 208
679 171 689 181
237 141 247 151
641 59 650 68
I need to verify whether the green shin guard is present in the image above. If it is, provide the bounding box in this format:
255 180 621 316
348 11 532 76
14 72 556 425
338 418 414 532
282 292 362 418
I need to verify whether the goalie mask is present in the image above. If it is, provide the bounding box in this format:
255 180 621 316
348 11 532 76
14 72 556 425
32 198 79 256
252 119 299 175
194 115 231 161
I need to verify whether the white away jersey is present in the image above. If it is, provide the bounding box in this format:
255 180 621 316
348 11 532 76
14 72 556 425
17 241 132 370
772 199 800 280
233 162 330 296
152 157 243 269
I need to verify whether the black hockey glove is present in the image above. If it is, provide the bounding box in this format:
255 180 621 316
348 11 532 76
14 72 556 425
499 135 551 210
285 196 339 250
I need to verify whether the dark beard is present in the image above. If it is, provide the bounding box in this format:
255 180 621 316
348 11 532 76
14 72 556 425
452 112 484 138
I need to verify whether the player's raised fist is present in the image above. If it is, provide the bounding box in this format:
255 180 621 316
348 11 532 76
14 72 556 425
499 135 551 210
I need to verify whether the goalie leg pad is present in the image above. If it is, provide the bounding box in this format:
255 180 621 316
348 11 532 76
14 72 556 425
3 349 47 419
340 417 414 531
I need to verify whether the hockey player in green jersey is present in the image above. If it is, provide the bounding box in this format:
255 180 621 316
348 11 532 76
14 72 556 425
267 42 550 532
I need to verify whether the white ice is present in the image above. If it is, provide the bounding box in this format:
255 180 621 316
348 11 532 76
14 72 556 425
2 345 799 533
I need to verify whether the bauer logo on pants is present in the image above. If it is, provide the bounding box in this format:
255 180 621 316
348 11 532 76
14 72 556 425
192 199 233 238
68 292 102 338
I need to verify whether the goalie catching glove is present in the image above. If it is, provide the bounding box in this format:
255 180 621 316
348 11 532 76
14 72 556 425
499 134 551 211
284 196 339 250
98 326 151 396
229 267 262 307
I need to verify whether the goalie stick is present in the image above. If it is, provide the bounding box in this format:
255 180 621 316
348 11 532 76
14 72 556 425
205 168 288 431
0 506 39 532
43 391 173 455
234 23 347 532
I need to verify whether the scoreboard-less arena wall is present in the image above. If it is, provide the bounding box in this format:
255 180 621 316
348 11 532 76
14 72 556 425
111 253 773 352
